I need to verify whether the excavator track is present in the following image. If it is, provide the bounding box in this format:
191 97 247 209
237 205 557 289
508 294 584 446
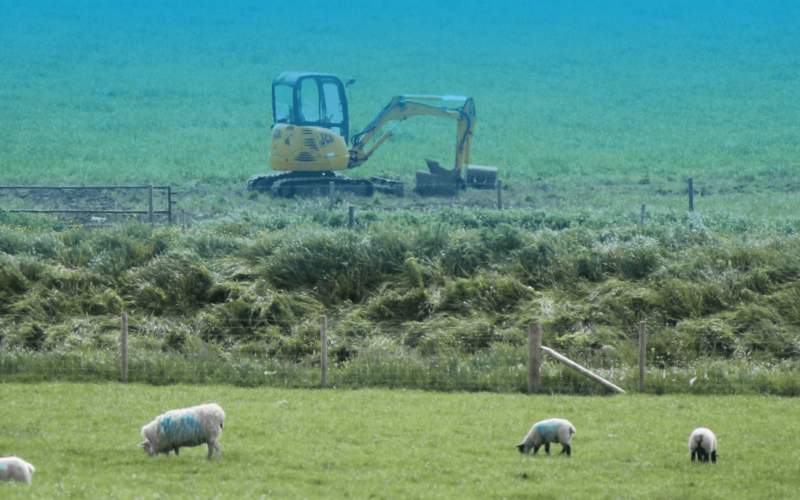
271 175 375 198
246 171 377 198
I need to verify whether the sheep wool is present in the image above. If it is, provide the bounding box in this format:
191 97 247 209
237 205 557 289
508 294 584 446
139 403 225 460
517 418 576 457
0 456 35 485
688 427 717 463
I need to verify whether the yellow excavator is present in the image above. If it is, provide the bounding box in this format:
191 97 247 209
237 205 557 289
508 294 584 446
247 71 498 197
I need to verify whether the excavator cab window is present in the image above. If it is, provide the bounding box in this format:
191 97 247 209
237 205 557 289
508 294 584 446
272 72 349 143
274 84 294 124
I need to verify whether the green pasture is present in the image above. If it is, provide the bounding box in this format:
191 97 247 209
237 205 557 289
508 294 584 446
0 383 798 499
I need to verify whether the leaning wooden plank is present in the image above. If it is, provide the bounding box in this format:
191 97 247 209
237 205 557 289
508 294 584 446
541 346 626 394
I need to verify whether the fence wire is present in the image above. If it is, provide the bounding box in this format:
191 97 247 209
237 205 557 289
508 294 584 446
1 316 799 395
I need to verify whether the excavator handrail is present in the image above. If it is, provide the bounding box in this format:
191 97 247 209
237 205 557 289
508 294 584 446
348 95 475 173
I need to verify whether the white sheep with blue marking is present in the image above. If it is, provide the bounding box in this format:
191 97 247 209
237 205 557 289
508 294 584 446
688 427 717 463
0 456 35 485
517 418 576 456
138 403 225 460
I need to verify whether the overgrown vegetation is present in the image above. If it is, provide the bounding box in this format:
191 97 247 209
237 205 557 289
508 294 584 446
1 206 799 393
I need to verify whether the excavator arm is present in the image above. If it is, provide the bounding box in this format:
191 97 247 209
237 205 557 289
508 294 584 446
347 95 476 176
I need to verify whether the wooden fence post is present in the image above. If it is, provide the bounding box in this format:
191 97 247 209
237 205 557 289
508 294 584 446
329 182 335 210
148 183 154 223
121 312 128 383
638 321 646 393
348 206 355 230
640 204 646 227
320 316 328 388
497 180 503 210
688 178 694 212
528 322 541 394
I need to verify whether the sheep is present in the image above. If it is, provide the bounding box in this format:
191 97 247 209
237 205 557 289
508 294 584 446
688 427 717 463
517 418 576 457
0 456 35 485
138 403 225 460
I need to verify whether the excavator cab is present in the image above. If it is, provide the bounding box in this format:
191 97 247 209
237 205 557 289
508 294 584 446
272 71 350 142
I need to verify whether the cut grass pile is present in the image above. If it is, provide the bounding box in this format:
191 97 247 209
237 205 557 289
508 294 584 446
1 383 798 499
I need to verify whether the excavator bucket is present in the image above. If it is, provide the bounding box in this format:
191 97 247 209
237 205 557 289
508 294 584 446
465 164 499 189
416 159 498 196
415 159 465 197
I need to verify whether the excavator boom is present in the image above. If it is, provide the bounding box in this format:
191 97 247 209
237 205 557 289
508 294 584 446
349 95 475 173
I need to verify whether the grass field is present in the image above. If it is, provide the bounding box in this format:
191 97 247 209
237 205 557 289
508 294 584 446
2 5 800 497
1 383 799 499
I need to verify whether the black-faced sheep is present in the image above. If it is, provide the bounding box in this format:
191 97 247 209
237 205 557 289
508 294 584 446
688 427 717 463
517 418 576 457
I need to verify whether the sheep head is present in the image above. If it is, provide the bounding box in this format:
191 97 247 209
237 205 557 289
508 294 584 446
138 440 154 456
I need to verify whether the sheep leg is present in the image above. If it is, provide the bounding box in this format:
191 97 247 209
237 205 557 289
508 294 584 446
544 443 551 455
208 440 220 460
174 447 180 456
532 444 540 455
559 444 571 457
691 451 696 461
711 451 717 464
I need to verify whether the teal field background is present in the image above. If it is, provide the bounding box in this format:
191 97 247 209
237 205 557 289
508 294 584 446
1 0 798 193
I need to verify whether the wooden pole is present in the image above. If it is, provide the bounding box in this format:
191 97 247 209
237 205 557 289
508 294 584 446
148 183 154 223
181 209 186 230
638 321 647 393
640 204 646 227
348 206 355 230
528 322 541 394
121 313 128 383
329 181 335 210
688 178 694 212
496 179 503 210
541 346 625 393
320 316 328 388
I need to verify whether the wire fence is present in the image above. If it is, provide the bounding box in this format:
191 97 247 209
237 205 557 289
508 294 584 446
1 314 799 395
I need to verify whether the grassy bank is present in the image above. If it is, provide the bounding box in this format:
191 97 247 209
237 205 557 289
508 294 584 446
1 206 800 394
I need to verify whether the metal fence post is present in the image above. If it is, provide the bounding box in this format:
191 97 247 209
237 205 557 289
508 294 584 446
148 184 154 223
688 178 694 212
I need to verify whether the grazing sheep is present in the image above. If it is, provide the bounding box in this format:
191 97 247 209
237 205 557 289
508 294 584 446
688 427 717 463
138 403 225 460
0 456 35 485
517 418 576 457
